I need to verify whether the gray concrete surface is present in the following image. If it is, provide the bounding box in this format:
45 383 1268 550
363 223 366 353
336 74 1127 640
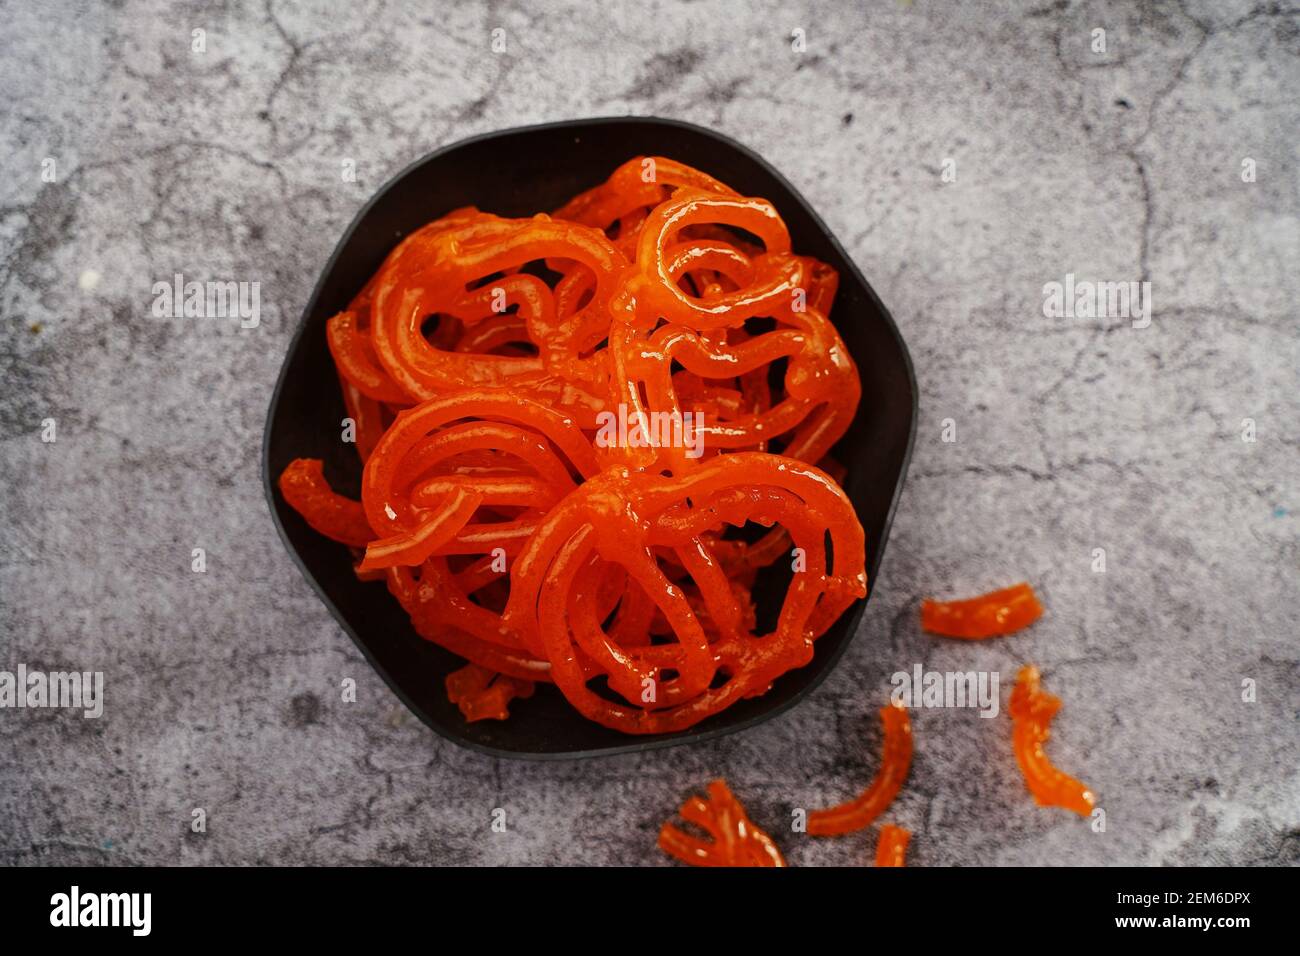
1 0 1296 866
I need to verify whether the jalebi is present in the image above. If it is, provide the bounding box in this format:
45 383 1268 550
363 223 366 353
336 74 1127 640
278 156 866 732
807 699 913 835
921 582 1043 639
874 823 910 867
1009 665 1095 817
659 779 786 867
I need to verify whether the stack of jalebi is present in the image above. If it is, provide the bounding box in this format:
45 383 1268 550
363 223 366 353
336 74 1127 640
279 156 865 733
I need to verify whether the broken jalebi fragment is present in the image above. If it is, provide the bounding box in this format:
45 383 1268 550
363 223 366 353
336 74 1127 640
920 582 1043 639
874 823 911 867
278 458 374 548
808 699 913 836
1009 665 1095 817
445 662 535 722
659 779 786 867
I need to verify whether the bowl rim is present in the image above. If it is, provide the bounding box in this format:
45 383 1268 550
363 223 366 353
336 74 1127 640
261 115 919 760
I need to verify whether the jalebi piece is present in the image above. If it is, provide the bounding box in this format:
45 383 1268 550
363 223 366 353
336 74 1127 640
368 211 625 425
807 699 913 835
445 662 535 722
1009 665 1095 817
278 155 868 733
920 582 1043 639
659 779 786 867
278 458 373 547
503 453 865 733
874 824 911 867
602 179 860 475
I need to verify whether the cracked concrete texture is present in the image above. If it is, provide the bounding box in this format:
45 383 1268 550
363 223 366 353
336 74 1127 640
1 0 1296 866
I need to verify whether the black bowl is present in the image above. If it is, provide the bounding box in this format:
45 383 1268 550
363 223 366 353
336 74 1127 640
262 117 917 759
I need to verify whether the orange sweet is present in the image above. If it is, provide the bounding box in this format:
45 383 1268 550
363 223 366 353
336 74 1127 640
1009 665 1096 817
279 157 865 733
